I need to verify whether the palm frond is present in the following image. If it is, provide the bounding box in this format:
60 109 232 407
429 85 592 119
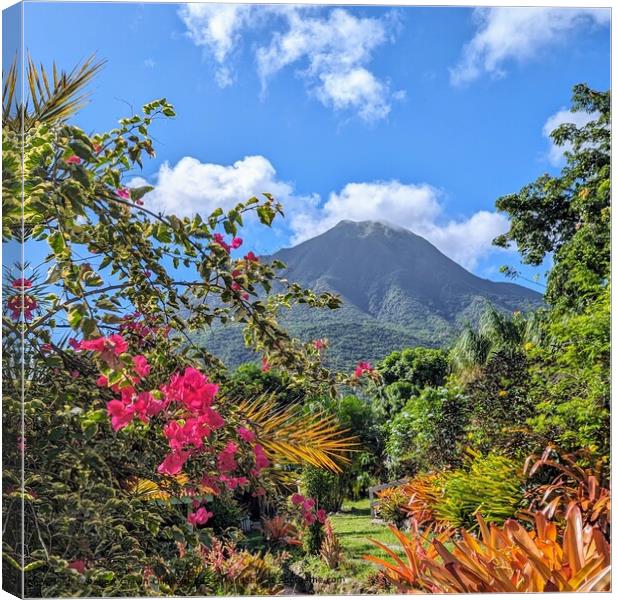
124 475 216 502
3 54 105 130
234 394 360 473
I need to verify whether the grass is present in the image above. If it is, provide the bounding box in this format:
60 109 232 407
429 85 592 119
329 498 401 578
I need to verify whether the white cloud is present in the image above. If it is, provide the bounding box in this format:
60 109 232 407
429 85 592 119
179 5 401 121
134 157 508 270
451 8 610 86
178 3 254 87
543 109 599 166
256 8 400 121
130 155 295 218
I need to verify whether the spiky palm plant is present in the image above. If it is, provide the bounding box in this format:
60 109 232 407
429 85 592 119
3 54 104 131
451 306 529 376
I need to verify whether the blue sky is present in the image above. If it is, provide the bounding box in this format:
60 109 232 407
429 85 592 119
21 2 611 287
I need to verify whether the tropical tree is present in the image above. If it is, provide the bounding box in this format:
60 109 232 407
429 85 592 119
2 56 357 596
493 84 610 314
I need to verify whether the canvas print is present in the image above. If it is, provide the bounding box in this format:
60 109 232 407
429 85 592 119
1 2 611 596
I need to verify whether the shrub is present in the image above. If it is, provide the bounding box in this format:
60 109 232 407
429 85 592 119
435 453 524 528
385 386 467 476
398 473 446 530
303 521 325 556
206 493 248 534
319 520 344 569
374 487 408 527
364 507 610 592
262 516 301 547
301 466 343 512
522 446 610 535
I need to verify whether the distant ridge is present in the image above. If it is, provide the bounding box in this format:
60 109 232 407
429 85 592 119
201 220 543 370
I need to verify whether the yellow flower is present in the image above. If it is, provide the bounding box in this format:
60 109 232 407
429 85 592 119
498 390 508 397
524 342 534 351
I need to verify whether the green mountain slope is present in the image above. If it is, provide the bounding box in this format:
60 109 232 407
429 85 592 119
197 220 543 370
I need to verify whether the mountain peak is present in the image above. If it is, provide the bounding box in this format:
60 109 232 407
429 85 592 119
206 222 543 370
334 219 412 234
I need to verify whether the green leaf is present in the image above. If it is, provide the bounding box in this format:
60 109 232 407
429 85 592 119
130 185 154 202
48 231 66 255
257 204 276 226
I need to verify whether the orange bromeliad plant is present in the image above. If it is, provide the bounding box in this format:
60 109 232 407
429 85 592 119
364 506 610 592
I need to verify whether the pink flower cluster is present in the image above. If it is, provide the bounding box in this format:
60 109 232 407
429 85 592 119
79 334 128 369
212 233 242 253
354 361 374 378
7 295 37 320
251 443 270 475
119 312 170 346
188 502 213 527
157 368 225 475
291 493 327 526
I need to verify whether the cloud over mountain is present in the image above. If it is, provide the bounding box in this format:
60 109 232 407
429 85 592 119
132 155 508 270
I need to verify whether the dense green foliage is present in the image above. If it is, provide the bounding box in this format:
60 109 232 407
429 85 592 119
385 386 466 476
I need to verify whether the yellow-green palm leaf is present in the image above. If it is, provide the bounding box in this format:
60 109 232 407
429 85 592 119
234 394 360 473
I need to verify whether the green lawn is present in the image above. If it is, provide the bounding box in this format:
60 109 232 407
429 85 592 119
329 498 401 577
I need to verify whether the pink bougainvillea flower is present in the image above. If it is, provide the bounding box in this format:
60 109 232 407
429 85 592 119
219 475 249 490
231 237 243 249
212 233 231 253
80 334 128 368
187 507 213 526
157 450 190 476
261 357 271 373
93 143 102 154
253 487 266 497
133 355 151 379
231 282 242 292
237 427 256 443
107 399 135 431
68 559 86 574
68 338 80 350
70 370 80 379
316 509 328 524
65 155 82 165
244 251 259 263
303 511 316 525
41 343 53 354
116 187 131 200
80 334 127 355
302 498 316 511
96 375 108 387
354 361 374 378
253 443 270 473
131 391 163 424
217 441 238 473
162 367 219 416
11 278 32 289
291 493 305 506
